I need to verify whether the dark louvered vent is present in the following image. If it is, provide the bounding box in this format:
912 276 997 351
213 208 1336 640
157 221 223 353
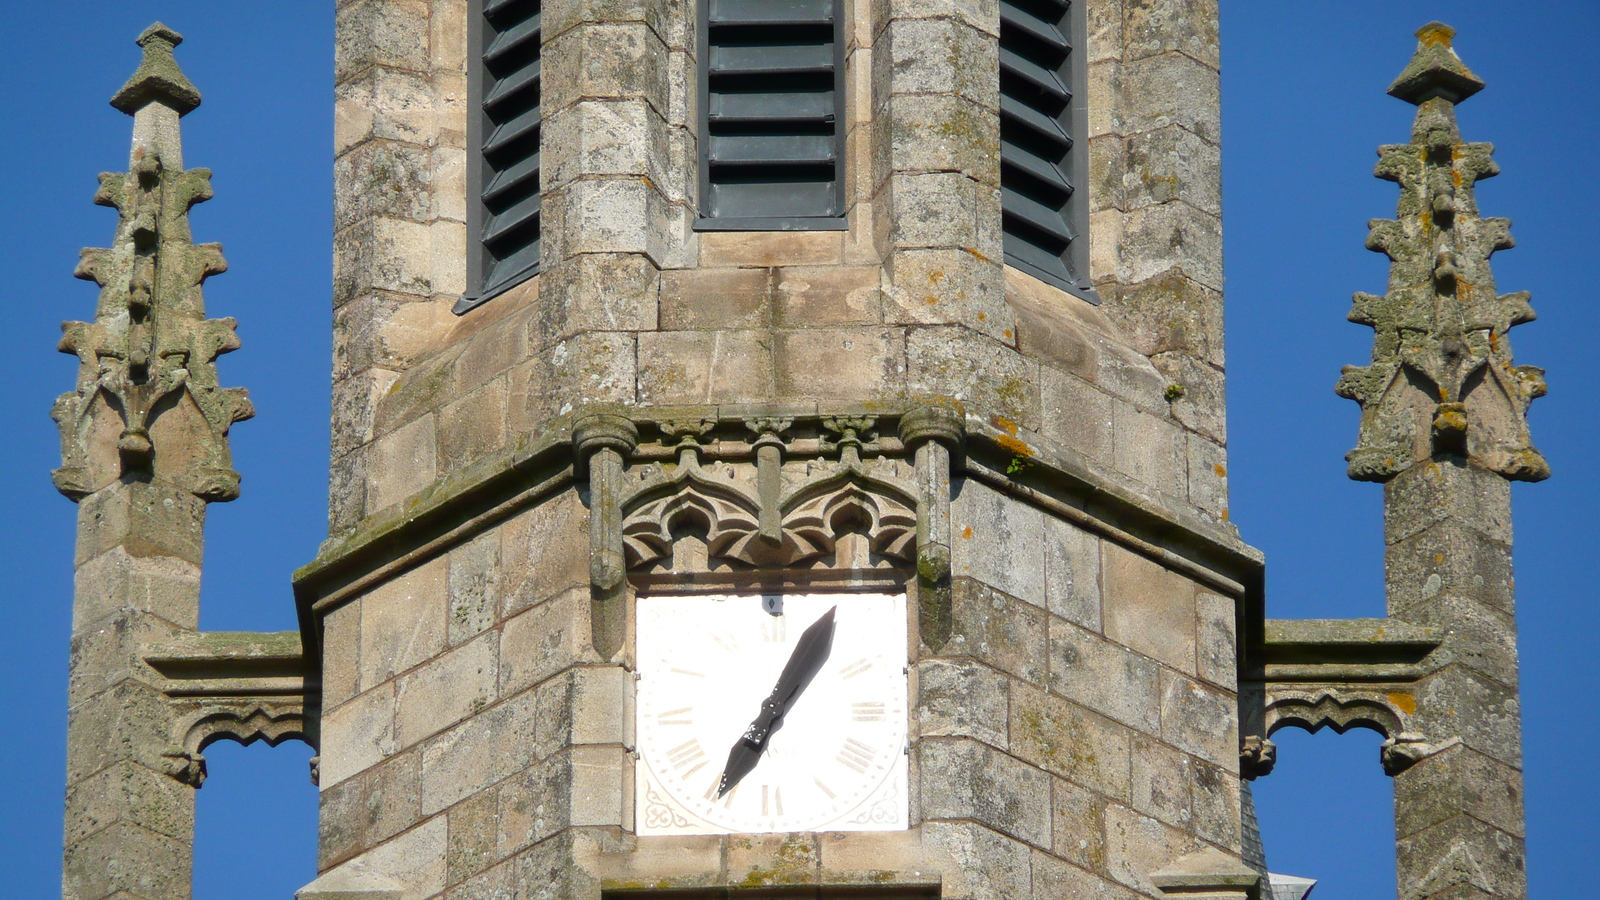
460 0 542 314
699 0 846 229
1000 0 1089 295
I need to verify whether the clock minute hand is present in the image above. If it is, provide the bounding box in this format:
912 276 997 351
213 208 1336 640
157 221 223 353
715 606 837 797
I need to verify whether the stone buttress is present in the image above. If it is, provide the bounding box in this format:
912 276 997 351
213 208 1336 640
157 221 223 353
294 0 1259 898
1238 24 1544 900
55 26 317 900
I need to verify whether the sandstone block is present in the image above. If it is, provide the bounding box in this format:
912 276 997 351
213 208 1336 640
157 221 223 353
546 331 638 408
496 752 572 856
1123 124 1220 216
1107 538 1196 672
878 18 999 108
923 822 1033 900
776 265 881 327
919 740 1052 846
943 579 1047 684
1110 403 1186 501
952 482 1045 608
449 531 503 647
499 589 590 696
358 556 449 690
916 659 1009 747
1043 518 1102 632
1009 683 1131 800
699 231 844 268
319 751 423 868
906 327 1038 428
1185 434 1228 520
661 268 772 331
395 631 500 749
1049 779 1109 872
445 789 500 885
1125 0 1219 68
335 0 432 82
420 688 542 815
437 376 511 468
321 682 397 788
1048 618 1160 734
63 760 194 847
1194 591 1235 691
774 327 904 402
884 249 1010 342
726 833 821 885
63 820 190 900
501 494 590 618
1157 671 1235 768
637 330 775 406
1038 370 1114 468
1102 803 1194 894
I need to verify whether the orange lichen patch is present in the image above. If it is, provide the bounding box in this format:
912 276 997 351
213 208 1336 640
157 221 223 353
928 270 947 283
977 311 986 321
990 415 1019 436
1003 329 1014 341
923 295 938 305
997 433 1032 459
1221 509 1229 521
1417 21 1454 47
1436 554 1445 563
964 246 993 263
961 525 973 540
1213 464 1226 478
1388 692 1418 715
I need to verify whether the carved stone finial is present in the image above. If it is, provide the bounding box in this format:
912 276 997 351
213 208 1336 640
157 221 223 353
1387 22 1485 106
1336 25 1547 483
54 27 251 502
111 23 202 116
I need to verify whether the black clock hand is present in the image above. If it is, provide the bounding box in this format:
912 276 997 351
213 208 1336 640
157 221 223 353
715 605 837 798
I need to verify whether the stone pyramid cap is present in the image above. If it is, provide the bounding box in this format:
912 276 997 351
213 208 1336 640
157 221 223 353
111 22 202 116
1388 22 1484 105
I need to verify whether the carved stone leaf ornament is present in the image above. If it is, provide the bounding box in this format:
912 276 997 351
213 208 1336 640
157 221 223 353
1337 22 1546 483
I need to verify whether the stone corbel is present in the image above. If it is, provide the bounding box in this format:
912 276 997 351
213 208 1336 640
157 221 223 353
1238 735 1276 780
1380 732 1462 776
744 416 793 543
898 407 963 649
574 413 639 659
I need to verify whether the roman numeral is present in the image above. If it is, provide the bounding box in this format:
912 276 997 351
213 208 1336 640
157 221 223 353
667 739 707 776
657 706 693 726
840 658 873 680
710 630 739 653
669 667 706 678
814 776 836 800
837 738 875 774
762 785 784 817
851 701 886 722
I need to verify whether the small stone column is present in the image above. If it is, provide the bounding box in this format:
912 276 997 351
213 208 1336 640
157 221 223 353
1335 24 1546 900
55 24 252 900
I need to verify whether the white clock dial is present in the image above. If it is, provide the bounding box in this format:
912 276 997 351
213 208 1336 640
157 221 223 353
636 593 909 835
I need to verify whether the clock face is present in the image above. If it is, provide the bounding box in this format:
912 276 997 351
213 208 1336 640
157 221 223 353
635 593 908 835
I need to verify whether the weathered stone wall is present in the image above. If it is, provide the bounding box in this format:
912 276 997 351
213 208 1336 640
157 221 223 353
307 463 1248 898
328 0 1231 538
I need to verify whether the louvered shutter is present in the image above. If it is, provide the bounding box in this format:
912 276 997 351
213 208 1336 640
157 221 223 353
1000 0 1089 295
699 0 846 229
460 0 542 314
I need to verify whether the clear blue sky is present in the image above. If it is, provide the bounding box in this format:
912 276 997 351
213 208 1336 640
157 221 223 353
1 3 1592 899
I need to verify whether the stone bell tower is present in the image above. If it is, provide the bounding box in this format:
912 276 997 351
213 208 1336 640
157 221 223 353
52 9 1545 900
290 0 1250 896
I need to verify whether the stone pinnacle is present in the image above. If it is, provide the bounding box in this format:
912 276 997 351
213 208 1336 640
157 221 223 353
111 22 202 116
1387 21 1485 106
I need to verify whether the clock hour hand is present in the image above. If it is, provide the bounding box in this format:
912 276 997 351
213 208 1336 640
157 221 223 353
715 605 837 798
